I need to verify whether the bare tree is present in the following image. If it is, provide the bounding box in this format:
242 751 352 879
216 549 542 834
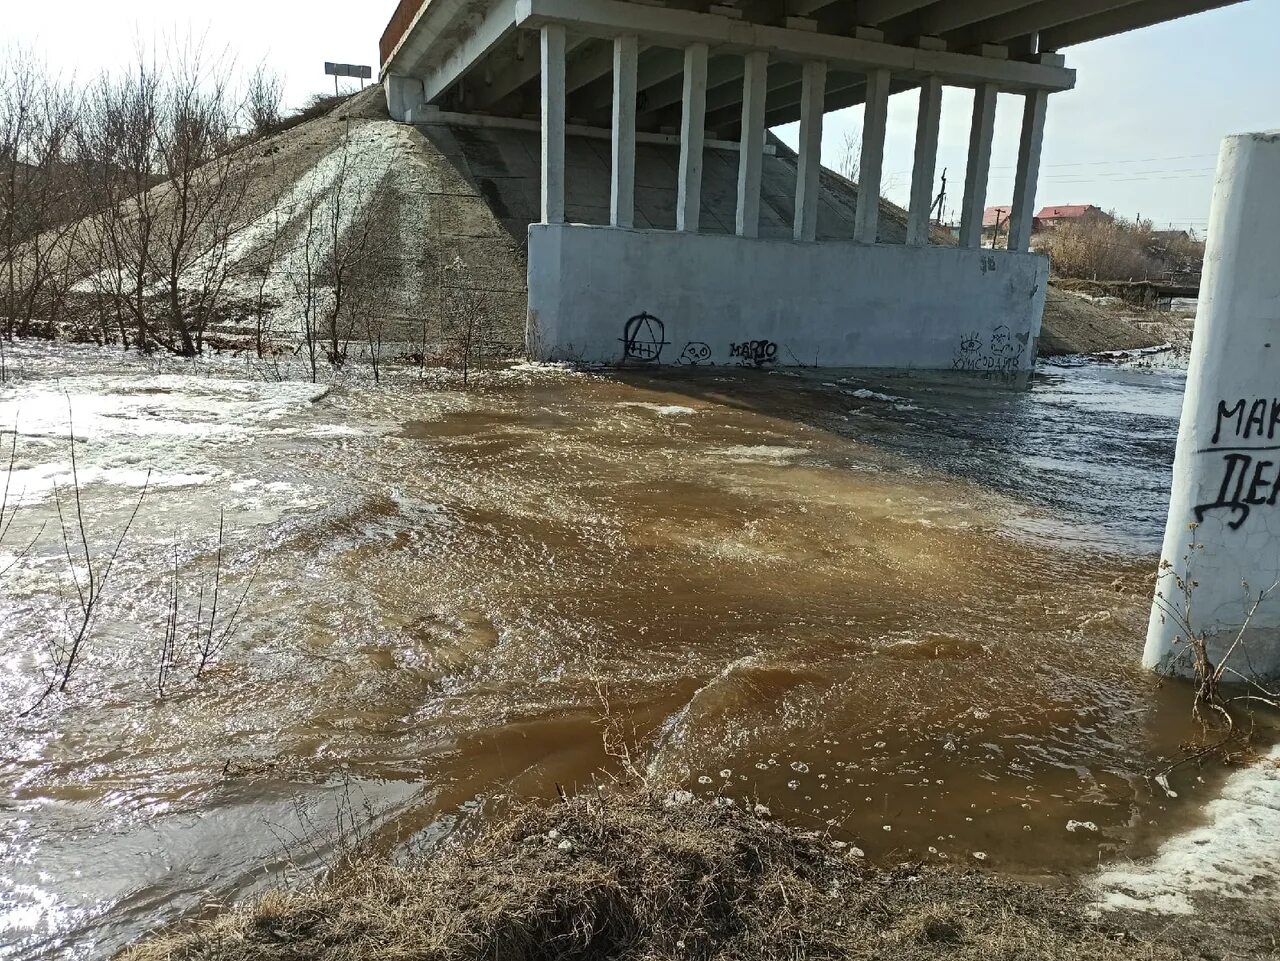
288 125 387 380
76 57 163 350
151 43 251 356
440 255 495 386
837 127 860 183
1 50 83 344
247 158 284 358
73 42 251 355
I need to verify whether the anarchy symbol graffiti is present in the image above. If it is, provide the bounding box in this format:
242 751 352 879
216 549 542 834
620 312 668 364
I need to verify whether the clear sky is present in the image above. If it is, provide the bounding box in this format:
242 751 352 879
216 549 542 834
7 1 1276 233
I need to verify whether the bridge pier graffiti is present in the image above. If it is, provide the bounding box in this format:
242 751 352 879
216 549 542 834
676 342 712 366
729 339 778 367
619 312 668 364
1193 397 1280 530
952 325 1030 376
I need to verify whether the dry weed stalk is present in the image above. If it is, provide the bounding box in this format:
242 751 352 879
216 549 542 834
1 417 46 578
156 509 256 698
22 405 149 715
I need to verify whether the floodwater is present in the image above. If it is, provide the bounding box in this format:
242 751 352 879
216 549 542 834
0 342 1260 959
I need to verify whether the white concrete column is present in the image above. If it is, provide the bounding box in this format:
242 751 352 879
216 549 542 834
1007 89 1048 252
736 50 769 238
1146 132 1280 680
610 35 639 228
1146 131 1280 680
854 67 891 245
677 43 708 233
793 60 827 242
959 82 998 249
906 76 943 247
540 23 567 225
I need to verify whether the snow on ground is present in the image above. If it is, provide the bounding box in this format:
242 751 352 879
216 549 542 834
1092 745 1280 914
221 122 409 281
215 121 413 336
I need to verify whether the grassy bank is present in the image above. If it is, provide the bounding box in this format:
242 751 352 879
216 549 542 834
121 785 1270 961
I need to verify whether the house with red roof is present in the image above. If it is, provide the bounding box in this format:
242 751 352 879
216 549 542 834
981 205 1023 245
1035 204 1111 229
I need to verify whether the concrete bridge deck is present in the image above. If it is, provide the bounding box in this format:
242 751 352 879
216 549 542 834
380 0 1242 134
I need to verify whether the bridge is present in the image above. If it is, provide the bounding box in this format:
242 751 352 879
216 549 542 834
379 0 1244 371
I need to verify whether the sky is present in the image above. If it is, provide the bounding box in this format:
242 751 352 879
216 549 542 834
6 0 1277 232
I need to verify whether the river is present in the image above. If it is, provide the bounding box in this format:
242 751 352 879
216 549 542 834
0 341 1247 959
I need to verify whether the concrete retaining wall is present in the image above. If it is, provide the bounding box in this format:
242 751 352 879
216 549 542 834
526 224 1048 371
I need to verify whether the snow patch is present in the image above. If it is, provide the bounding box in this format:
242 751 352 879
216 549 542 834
1092 745 1280 914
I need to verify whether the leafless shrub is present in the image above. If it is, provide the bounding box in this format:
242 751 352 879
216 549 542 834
245 64 284 139
156 509 255 698
837 126 860 183
1 419 45 578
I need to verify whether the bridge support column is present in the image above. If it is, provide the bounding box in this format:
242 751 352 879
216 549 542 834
540 23 567 224
906 76 943 246
793 60 827 242
959 82 998 249
676 43 708 233
611 35 639 228
854 67 891 244
736 51 769 238
1146 131 1280 681
1007 88 1047 252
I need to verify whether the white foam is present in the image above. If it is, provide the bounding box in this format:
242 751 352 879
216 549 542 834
617 402 697 416
713 445 807 463
0 372 331 504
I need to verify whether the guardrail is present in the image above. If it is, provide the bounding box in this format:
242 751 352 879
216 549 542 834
380 0 425 68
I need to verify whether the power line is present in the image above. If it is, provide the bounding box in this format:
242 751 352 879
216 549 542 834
990 152 1218 170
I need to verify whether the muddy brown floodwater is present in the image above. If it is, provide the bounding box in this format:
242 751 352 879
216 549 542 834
0 345 1266 959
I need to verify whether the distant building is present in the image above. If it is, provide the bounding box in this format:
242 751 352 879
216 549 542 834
981 205 1018 244
1035 204 1111 229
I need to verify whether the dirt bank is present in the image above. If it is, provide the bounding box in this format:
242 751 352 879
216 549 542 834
1040 286 1194 357
122 785 1276 961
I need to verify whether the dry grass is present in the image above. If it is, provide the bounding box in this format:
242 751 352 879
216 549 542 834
1036 218 1205 283
119 784 1250 961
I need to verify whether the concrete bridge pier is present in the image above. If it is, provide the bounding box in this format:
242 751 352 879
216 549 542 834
526 11 1064 370
1146 130 1280 681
